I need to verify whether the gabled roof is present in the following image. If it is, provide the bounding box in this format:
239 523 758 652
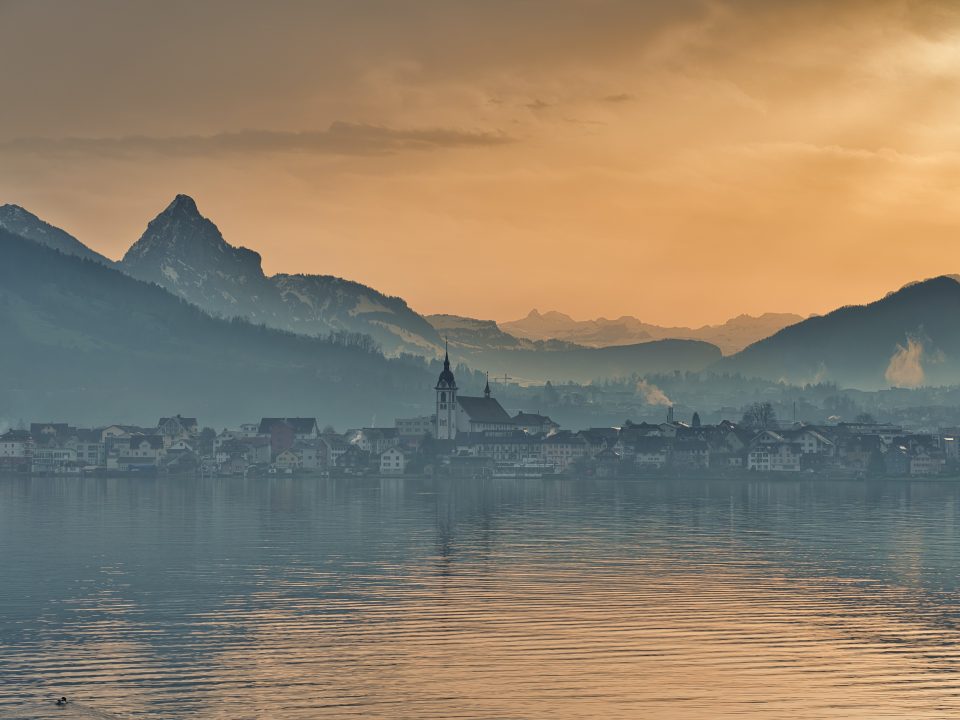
513 412 557 426
457 396 514 425
1 429 31 441
578 427 619 444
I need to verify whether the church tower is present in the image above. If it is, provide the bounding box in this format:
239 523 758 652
435 343 458 440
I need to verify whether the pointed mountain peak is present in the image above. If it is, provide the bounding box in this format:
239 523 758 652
164 194 200 216
122 194 267 303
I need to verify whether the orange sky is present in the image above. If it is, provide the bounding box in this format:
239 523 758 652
2 0 960 326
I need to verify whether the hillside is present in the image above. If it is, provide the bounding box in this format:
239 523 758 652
0 204 115 267
0 229 435 428
276 274 443 357
718 276 960 389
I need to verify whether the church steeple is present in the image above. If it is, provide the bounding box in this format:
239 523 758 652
436 339 456 389
484 372 491 398
435 340 457 440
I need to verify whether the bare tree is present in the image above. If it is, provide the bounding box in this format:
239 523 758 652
740 401 778 430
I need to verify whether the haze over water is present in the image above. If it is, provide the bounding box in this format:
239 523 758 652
3 475 960 719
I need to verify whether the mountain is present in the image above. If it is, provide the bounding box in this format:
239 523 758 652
428 314 562 351
0 227 435 428
0 204 115 266
275 274 443 356
718 276 960 389
120 194 286 324
501 309 803 354
120 195 442 357
428 314 721 383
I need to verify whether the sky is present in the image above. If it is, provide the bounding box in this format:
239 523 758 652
2 0 960 326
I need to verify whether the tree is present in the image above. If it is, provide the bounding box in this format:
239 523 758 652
197 427 216 456
691 412 701 428
740 402 778 430
855 412 876 425
543 380 560 405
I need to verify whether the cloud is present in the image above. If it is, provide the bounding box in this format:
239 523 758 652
0 122 513 159
602 93 635 103
885 337 925 387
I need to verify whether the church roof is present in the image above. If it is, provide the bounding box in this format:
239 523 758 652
436 349 456 388
456 396 514 424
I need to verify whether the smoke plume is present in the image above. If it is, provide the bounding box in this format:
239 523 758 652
636 379 672 406
885 337 925 388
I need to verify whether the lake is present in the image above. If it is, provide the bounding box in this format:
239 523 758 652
2 475 960 718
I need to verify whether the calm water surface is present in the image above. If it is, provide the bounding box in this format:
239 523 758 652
3 475 960 719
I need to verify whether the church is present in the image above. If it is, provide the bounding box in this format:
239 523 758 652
434 349 514 440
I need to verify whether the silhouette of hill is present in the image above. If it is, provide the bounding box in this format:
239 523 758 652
718 276 960 389
0 228 434 427
0 204 115 266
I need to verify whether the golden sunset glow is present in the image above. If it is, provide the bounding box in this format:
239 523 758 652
3 1 960 325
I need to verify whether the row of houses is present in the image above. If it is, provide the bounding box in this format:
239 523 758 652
3 407 957 478
0 416 200 474
398 416 957 478
569 419 956 477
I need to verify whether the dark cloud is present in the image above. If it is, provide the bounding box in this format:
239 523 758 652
0 122 513 159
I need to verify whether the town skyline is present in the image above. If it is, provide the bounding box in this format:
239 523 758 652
4 0 960 325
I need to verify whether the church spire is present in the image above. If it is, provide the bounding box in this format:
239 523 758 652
436 338 456 389
484 371 491 398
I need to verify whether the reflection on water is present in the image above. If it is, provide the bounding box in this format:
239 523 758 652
2 476 960 718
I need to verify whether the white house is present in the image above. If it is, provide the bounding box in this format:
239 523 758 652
380 447 408 475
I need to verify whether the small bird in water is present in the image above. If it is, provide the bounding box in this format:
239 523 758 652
55 696 68 706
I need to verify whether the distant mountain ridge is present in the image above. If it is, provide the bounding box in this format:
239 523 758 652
720 275 960 389
0 204 115 267
501 308 804 355
428 314 721 383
